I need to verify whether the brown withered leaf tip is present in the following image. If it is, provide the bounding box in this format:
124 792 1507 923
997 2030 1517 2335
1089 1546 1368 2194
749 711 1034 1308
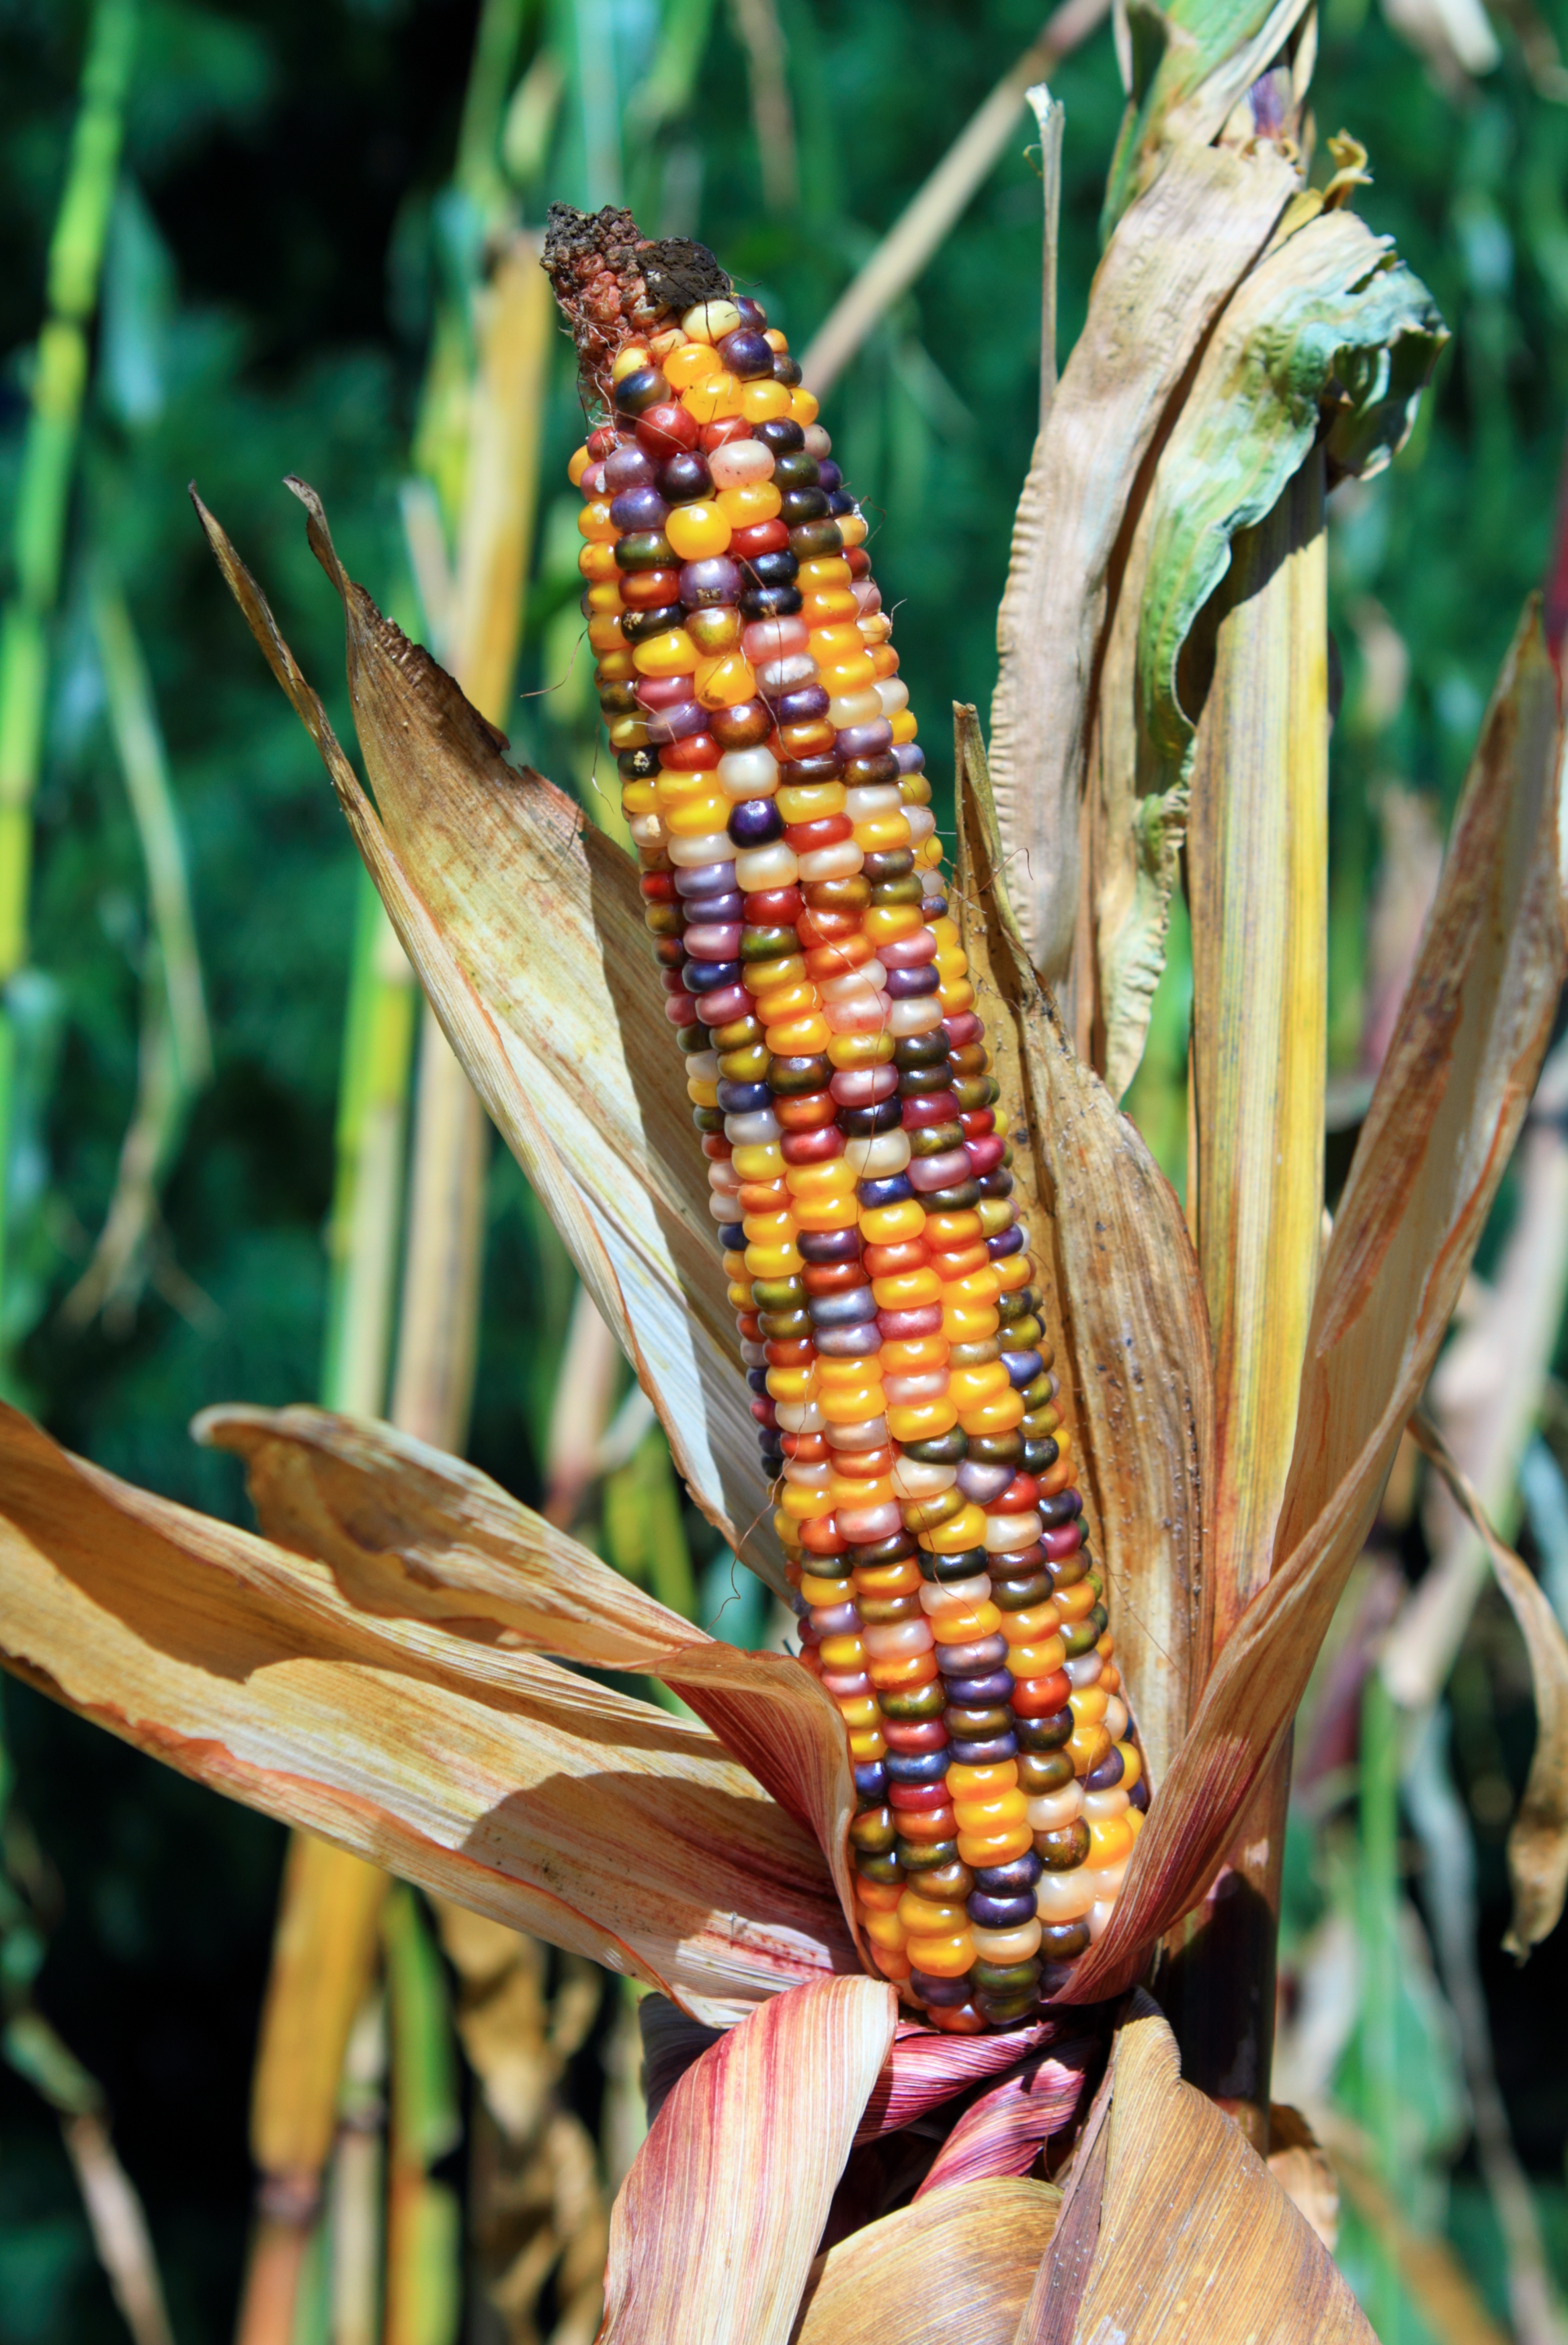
542 201 731 410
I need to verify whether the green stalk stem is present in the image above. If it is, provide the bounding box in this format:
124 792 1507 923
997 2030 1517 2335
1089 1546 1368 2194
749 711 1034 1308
320 873 418 1419
0 0 138 1312
63 579 212 1328
382 1889 462 2345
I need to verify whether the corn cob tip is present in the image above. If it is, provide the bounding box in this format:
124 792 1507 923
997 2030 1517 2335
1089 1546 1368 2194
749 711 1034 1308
543 203 732 411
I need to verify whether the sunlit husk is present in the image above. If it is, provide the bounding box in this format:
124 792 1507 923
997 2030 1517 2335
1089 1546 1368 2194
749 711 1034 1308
190 488 776 1581
1013 1998 1372 2342
600 1977 895 2345
793 2178 1060 2345
1065 600 1565 2001
0 1403 852 2024
954 710 1211 1792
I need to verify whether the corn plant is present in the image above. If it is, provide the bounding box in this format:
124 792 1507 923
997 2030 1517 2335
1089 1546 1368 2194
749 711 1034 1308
2 7 1567 2340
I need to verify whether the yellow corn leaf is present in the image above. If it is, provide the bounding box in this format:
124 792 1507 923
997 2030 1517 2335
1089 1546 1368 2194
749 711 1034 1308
198 1402 861 1942
1409 1414 1568 1956
1012 1999 1372 2342
249 1834 388 2182
954 710 1211 1790
1064 599 1565 2003
794 2178 1061 2345
190 485 776 1583
1188 461 1327 1656
989 138 1297 1002
0 1402 854 2025
600 1976 895 2345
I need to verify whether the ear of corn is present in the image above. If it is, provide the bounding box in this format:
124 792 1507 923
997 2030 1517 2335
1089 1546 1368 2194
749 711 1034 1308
547 205 1141 2031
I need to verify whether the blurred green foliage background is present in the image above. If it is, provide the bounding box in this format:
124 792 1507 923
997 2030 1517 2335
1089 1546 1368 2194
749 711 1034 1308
2 0 1568 2338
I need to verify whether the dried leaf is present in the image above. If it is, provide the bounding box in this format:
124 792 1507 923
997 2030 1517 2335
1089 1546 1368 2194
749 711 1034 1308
989 141 1298 997
199 1402 862 1945
1102 0 1315 231
1387 1048 1568 1709
1013 2001 1372 2342
199 1402 712 1670
1268 2104 1339 2251
1409 1415 1568 1957
1188 460 1328 1654
955 712 1212 1790
913 2047 1095 2195
1065 599 1565 2002
602 1976 895 2345
855 2018 1061 2145
191 487 776 1582
0 1404 854 2025
794 2178 1061 2345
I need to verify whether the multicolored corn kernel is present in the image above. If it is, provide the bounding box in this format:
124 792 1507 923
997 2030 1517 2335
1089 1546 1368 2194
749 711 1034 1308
546 208 1142 2031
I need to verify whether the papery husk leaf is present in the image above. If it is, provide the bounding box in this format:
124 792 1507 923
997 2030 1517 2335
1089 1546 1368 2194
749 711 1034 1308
955 709 1211 1791
1102 0 1315 232
794 2178 1061 2345
989 140 1298 1001
1012 1999 1372 2342
1409 1413 1568 1957
855 2017 1062 2144
191 487 776 1583
1061 600 1565 2003
0 1404 854 2025
602 1976 895 2345
1137 207 1444 810
1267 2104 1339 2251
198 1402 862 1946
1188 456 1328 1655
913 2048 1095 2196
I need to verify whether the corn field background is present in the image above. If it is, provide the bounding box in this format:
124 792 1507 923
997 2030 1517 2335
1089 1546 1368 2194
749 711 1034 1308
2 0 1568 2339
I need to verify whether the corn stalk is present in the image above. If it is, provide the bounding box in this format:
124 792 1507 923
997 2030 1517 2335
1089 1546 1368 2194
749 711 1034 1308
0 0 137 1343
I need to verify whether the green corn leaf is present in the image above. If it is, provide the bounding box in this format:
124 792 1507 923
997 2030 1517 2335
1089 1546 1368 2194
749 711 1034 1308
1102 0 1314 233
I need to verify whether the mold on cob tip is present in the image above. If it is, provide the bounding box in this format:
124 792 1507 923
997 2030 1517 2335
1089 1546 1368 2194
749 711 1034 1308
546 206 1143 2032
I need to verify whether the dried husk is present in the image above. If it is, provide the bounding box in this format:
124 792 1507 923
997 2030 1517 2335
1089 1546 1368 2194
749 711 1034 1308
190 487 776 1583
1012 1999 1372 2342
600 1976 895 2345
0 1403 853 2024
1409 1414 1568 1957
792 2178 1061 2345
1064 600 1565 2001
954 709 1211 1791
912 2047 1096 2196
197 1402 862 1940
854 2018 1062 2144
1267 2103 1340 2251
988 139 1298 1001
